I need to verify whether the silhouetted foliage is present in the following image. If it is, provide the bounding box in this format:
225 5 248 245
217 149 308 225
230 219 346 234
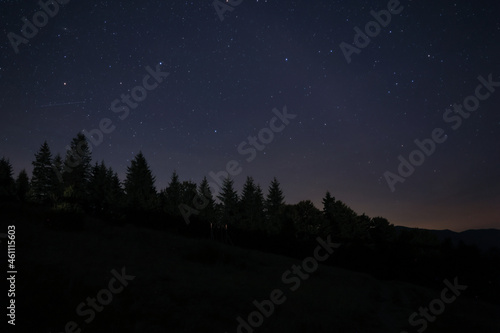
31 141 57 204
239 176 266 231
322 191 338 234
265 177 285 234
124 151 157 213
5 137 500 308
292 200 326 240
0 157 16 201
161 170 182 218
51 154 65 203
62 133 92 209
88 161 124 219
197 176 216 223
369 216 395 243
15 169 30 202
217 177 239 227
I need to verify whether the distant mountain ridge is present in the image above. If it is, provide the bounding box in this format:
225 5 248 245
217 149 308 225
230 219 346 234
395 226 500 252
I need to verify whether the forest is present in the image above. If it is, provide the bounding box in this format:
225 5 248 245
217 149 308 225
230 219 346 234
1 133 499 308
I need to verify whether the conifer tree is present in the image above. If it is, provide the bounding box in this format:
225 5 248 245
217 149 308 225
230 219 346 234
51 154 65 203
322 191 338 235
239 177 265 231
31 141 56 204
181 180 198 208
0 157 16 201
217 177 239 226
163 170 182 217
88 161 124 217
239 176 257 230
15 169 30 202
197 176 216 223
265 177 285 234
124 151 156 212
63 133 92 206
88 161 109 213
253 184 266 230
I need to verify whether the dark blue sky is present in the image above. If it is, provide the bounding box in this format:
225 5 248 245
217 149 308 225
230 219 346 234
1 0 499 231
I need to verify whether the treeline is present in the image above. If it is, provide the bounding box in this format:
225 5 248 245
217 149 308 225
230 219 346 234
1 133 397 244
1 134 499 305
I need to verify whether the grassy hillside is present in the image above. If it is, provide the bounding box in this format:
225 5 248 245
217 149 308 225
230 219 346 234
11 217 500 333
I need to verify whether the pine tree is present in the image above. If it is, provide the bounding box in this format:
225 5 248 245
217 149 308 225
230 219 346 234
124 151 156 212
0 157 16 201
265 177 285 234
163 170 182 217
239 176 265 231
88 161 109 213
322 191 338 235
15 169 30 202
51 154 65 203
106 167 124 216
265 177 284 213
31 141 56 204
63 133 92 207
253 184 266 231
197 176 216 222
239 176 256 230
88 161 124 218
217 177 239 227
181 180 198 208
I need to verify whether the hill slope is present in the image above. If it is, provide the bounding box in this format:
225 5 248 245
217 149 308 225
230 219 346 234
14 219 500 333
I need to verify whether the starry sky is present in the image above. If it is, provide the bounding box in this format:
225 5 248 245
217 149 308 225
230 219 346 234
1 0 499 231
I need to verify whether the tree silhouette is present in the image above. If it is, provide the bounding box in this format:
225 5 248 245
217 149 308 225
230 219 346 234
197 176 216 220
179 175 218 231
15 169 30 202
293 200 326 240
51 154 65 204
88 161 124 219
352 213 370 241
369 216 395 243
217 177 239 227
0 157 16 202
265 177 285 234
333 199 359 240
89 161 109 213
31 141 57 204
181 180 198 209
124 151 157 213
239 177 266 231
254 184 266 229
239 176 256 230
62 133 92 208
162 170 182 218
322 191 338 235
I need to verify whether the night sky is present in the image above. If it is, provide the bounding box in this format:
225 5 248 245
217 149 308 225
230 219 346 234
1 0 499 231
